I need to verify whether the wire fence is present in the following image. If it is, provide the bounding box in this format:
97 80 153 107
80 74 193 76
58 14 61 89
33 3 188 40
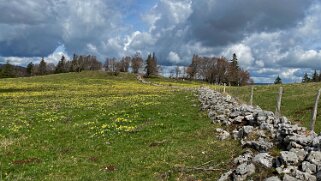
212 84 321 133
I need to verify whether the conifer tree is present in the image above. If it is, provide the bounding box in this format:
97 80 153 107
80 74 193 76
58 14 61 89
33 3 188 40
228 53 240 86
274 75 282 84
55 55 67 73
312 69 318 82
26 62 34 76
302 73 310 83
38 57 47 75
145 52 158 77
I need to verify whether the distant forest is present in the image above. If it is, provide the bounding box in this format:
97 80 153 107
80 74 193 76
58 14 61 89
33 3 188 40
0 53 251 86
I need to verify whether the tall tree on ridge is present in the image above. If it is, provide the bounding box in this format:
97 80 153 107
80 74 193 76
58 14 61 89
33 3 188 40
131 52 143 74
274 75 282 84
55 55 67 73
38 57 47 75
302 73 310 83
312 69 319 82
145 52 158 77
26 62 34 76
228 53 240 86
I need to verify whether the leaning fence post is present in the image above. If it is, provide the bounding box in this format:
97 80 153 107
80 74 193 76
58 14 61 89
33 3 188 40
310 88 321 132
275 87 283 118
223 83 226 93
250 86 254 106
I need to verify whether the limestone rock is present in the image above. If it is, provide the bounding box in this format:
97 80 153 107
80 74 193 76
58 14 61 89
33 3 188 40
218 170 233 181
285 134 313 147
233 150 253 165
307 151 321 166
253 153 273 168
301 161 317 174
219 130 231 140
233 163 255 181
283 174 297 181
242 138 273 152
264 176 281 181
280 151 299 165
289 148 307 162
292 170 316 181
242 126 254 135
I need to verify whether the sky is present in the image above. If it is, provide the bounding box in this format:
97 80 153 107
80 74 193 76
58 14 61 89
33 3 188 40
0 0 321 83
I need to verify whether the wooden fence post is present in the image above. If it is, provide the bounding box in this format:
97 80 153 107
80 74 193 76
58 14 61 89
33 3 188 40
275 87 283 118
223 83 226 93
250 86 254 106
310 88 321 132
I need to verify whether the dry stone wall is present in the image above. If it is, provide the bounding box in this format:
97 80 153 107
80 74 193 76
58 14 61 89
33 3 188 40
199 87 321 181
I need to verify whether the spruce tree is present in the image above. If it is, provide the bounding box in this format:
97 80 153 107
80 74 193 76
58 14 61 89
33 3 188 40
26 62 34 76
312 70 318 82
274 75 282 84
228 53 240 86
231 53 239 69
145 54 153 77
55 55 66 73
38 57 47 75
302 73 310 83
145 52 158 77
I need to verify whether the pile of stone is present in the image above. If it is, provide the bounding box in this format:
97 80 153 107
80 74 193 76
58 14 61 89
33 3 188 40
136 75 151 84
198 87 321 181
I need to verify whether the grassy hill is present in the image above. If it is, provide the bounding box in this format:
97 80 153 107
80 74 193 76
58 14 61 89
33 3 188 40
0 71 241 180
224 83 321 132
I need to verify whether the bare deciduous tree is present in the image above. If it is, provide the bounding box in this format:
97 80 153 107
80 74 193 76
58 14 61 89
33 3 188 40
187 54 251 86
131 53 143 74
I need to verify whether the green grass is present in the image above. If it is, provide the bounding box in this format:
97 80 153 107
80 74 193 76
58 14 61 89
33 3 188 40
145 76 209 88
224 83 321 132
0 71 241 180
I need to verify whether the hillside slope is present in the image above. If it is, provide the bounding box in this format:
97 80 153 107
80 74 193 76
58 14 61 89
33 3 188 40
0 71 240 180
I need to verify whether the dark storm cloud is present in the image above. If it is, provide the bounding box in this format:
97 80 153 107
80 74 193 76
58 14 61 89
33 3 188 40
187 0 312 46
0 1 52 25
0 0 61 57
0 0 126 57
0 24 62 57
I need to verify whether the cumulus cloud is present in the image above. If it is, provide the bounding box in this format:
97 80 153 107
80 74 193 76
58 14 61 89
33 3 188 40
0 0 125 57
222 44 254 68
167 51 181 64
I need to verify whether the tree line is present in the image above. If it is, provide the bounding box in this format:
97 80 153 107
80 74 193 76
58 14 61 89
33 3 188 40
0 54 102 78
103 52 158 77
0 52 252 86
302 70 321 83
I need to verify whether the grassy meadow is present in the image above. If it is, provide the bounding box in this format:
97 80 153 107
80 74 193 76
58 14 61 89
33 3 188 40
224 83 321 132
145 77 207 88
0 71 241 180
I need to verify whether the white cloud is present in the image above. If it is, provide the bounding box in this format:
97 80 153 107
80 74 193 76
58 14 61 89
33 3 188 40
222 44 254 68
168 51 181 64
255 60 265 67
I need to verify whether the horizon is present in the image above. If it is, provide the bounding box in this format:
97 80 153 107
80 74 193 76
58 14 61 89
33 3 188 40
1 0 321 83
